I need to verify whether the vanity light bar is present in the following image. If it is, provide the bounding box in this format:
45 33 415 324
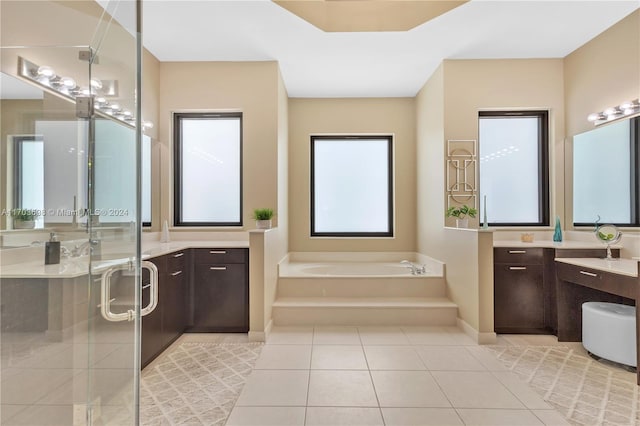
588 99 640 125
17 57 152 131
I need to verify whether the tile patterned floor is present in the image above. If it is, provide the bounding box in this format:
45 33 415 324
139 329 640 426
140 340 263 425
486 345 640 426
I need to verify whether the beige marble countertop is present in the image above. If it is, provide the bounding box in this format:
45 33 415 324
555 257 639 278
0 240 249 279
494 240 621 249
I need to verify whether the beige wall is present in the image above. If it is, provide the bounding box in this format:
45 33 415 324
443 59 566 228
288 98 417 252
158 62 280 231
564 10 639 229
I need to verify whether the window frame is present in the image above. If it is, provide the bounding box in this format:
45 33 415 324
478 110 550 227
173 112 243 227
310 134 394 238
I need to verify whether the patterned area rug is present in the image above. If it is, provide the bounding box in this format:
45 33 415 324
485 346 640 426
140 342 263 425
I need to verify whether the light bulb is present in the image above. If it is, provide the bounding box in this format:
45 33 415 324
123 110 132 116
95 97 106 104
37 66 55 77
60 77 76 88
90 78 103 90
619 101 633 110
110 103 120 110
587 113 600 122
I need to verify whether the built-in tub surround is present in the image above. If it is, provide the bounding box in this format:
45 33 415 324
272 252 456 326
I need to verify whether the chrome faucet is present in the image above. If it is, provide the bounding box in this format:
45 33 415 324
401 260 426 275
71 237 101 257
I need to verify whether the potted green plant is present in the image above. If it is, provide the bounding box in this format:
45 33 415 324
253 208 274 229
10 208 39 229
446 204 477 228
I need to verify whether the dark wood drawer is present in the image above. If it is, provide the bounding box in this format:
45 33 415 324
494 247 543 265
193 248 247 265
167 250 187 273
555 262 636 300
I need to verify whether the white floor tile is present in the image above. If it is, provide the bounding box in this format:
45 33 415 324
492 372 552 409
432 371 525 409
311 345 368 370
358 327 411 345
305 407 384 426
307 370 378 407
465 346 509 371
267 327 314 345
313 326 361 345
416 346 486 371
382 408 464 425
456 408 544 425
532 409 571 425
226 406 306 426
364 346 426 370
401 327 460 345
371 371 450 408
236 370 309 406
254 345 312 370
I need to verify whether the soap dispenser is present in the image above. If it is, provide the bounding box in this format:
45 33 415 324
45 232 61 265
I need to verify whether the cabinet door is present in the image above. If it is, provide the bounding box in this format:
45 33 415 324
193 264 248 332
494 264 544 332
162 269 187 346
141 257 165 368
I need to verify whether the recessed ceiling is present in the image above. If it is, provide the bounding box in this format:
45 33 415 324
273 0 468 32
142 0 639 98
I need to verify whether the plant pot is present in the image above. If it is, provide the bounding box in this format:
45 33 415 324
13 219 35 229
456 218 469 228
256 219 272 229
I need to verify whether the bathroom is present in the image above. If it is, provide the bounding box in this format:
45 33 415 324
1 1 639 425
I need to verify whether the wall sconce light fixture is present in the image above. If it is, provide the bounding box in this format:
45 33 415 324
18 56 152 130
588 99 640 125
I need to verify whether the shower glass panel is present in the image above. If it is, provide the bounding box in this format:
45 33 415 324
0 1 142 424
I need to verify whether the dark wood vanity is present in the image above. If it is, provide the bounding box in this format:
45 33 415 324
493 246 618 334
141 247 249 368
494 245 639 384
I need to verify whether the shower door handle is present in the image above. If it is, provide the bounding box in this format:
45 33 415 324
100 260 158 322
140 261 159 317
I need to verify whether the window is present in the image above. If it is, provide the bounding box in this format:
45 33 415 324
174 112 242 226
573 117 639 227
479 111 549 226
311 135 393 237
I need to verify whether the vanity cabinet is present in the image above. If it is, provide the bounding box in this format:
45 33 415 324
141 255 165 368
494 248 545 333
494 246 619 335
141 250 190 368
190 248 249 332
162 250 189 347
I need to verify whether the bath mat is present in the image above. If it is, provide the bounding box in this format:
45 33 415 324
140 342 263 425
484 345 640 426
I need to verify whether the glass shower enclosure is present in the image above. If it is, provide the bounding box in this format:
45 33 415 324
0 1 147 424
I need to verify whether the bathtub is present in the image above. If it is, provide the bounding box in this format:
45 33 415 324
300 263 415 277
279 252 444 278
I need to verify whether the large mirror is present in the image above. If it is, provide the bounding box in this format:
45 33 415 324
573 116 639 226
1 71 151 244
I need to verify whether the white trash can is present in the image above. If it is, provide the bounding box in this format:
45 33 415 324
582 302 636 367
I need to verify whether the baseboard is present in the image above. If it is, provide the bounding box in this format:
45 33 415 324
248 319 273 342
457 317 497 344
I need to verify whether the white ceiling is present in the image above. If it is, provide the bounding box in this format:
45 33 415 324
142 0 638 98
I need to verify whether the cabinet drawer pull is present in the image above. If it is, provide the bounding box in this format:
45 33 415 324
508 250 527 254
210 250 227 254
142 284 151 290
210 266 227 271
173 253 184 258
171 270 183 276
509 266 527 270
580 270 598 277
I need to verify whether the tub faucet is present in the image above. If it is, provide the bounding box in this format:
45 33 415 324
71 237 101 257
401 260 426 275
